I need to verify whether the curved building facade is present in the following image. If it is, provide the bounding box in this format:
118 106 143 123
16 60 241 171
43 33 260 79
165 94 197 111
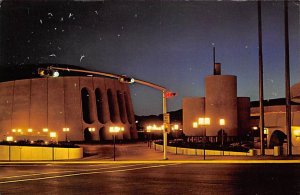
0 75 137 142
205 75 238 136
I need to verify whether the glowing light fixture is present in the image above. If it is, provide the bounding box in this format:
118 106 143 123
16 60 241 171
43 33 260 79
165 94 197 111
172 124 179 131
50 132 57 138
88 127 95 132
264 128 269 135
52 70 60 77
6 136 13 142
28 129 33 132
198 117 210 126
219 119 225 126
43 128 48 132
294 129 300 138
193 122 198 128
63 127 70 132
109 126 124 133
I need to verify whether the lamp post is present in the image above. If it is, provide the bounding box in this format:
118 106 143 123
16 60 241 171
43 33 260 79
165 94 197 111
219 119 225 155
63 128 70 142
109 126 124 161
146 125 152 148
198 117 210 160
172 124 179 139
49 132 57 143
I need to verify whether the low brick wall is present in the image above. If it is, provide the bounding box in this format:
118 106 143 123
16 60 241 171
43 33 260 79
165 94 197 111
153 143 254 156
0 145 83 161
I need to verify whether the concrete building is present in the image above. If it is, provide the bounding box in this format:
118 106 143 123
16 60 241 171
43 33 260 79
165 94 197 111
250 95 300 154
183 63 250 142
0 64 138 142
182 62 300 154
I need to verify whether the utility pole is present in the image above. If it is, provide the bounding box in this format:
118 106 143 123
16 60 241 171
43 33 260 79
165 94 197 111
257 0 265 155
284 0 292 156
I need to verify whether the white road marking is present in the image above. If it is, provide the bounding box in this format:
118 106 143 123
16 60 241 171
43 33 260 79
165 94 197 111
0 164 178 184
0 164 143 180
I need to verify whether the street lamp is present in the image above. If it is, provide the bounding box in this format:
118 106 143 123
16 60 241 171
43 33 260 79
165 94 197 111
109 126 124 161
6 136 13 142
219 119 225 155
146 126 152 148
49 132 57 143
198 117 210 160
63 127 70 142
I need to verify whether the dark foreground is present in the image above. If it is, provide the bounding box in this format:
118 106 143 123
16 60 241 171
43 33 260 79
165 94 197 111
1 163 300 194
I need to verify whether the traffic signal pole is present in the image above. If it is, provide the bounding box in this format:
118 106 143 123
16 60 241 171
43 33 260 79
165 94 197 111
163 91 168 160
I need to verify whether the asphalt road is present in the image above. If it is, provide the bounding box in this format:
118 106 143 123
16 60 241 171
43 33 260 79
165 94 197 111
1 163 300 195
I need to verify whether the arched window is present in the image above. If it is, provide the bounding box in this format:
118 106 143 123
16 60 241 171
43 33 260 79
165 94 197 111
124 92 132 124
107 89 116 123
99 127 105 142
95 88 104 123
81 88 93 124
117 91 126 124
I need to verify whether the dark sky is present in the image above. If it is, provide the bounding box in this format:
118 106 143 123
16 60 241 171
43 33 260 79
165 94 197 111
0 0 299 116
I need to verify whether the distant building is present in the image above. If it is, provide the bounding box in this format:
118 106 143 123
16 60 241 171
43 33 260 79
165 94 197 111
0 64 137 142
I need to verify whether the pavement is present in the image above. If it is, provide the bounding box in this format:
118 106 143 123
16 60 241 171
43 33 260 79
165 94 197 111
2 142 300 164
82 142 300 163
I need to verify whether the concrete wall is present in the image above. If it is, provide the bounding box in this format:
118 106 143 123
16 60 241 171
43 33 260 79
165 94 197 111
0 76 137 141
205 75 238 136
154 143 253 156
183 97 205 136
0 145 83 160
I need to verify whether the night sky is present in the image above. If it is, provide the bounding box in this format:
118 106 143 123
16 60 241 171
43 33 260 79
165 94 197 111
0 0 299 116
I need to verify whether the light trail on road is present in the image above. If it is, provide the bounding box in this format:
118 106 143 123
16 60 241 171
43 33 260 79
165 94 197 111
0 164 178 184
0 164 144 180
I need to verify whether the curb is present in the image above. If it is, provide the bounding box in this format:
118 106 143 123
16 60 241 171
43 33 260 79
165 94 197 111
1 160 300 164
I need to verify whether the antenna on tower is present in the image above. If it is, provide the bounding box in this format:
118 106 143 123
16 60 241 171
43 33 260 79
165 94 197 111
213 47 216 66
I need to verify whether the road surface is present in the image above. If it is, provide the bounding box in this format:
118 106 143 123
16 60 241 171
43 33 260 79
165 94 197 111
1 163 300 194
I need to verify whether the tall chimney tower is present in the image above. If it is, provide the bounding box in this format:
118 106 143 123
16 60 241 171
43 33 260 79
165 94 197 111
214 63 221 75
213 47 221 75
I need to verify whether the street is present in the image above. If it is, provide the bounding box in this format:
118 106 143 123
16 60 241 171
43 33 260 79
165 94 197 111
1 163 300 194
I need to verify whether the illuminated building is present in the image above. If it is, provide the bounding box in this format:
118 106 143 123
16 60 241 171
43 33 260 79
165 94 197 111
183 62 300 154
0 64 137 142
183 63 250 142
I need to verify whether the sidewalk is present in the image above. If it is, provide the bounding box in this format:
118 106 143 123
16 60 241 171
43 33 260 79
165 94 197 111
80 142 300 162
